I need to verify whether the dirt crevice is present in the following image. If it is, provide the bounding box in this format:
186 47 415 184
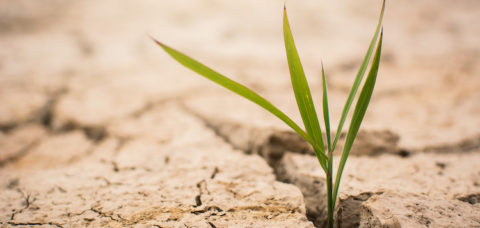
210 167 219 179
182 106 308 164
182 113 324 223
0 88 108 168
89 207 124 224
207 221 217 228
0 140 41 168
334 192 383 228
40 89 109 143
0 88 68 134
35 89 67 130
0 124 16 133
9 189 38 222
180 111 402 227
104 160 151 173
7 221 64 228
183 107 401 160
457 193 480 205
53 122 107 143
191 206 224 216
186 106 480 158
193 180 205 208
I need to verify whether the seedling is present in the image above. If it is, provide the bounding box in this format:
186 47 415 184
153 1 385 227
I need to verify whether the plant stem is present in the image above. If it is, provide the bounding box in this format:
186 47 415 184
326 148 334 228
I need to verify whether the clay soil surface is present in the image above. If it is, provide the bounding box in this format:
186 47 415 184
1 0 479 227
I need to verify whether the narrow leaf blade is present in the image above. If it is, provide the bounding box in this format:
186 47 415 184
321 63 331 152
283 8 327 167
322 64 335 223
331 0 385 151
333 30 383 206
153 39 328 165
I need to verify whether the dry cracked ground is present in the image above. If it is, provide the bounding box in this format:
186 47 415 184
1 0 480 227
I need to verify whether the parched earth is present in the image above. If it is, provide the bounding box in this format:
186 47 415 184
1 0 479 227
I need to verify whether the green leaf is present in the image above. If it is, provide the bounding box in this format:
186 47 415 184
321 63 331 152
322 64 335 226
283 7 327 169
332 29 383 207
331 0 385 151
152 38 328 166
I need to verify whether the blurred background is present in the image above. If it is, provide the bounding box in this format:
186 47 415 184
1 0 479 150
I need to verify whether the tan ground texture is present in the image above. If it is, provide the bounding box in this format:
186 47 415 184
1 0 479 227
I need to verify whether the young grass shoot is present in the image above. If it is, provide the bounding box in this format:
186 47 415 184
153 1 385 227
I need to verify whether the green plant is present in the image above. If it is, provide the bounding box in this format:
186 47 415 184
153 1 385 227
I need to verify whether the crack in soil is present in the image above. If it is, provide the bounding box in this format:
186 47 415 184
191 206 224 216
7 221 64 228
105 160 152 173
24 193 32 209
54 122 107 143
89 207 124 224
207 221 217 228
0 124 16 133
9 189 38 222
181 109 329 227
36 89 109 144
36 90 67 129
334 192 384 228
0 90 68 168
458 193 480 205
0 140 41 168
193 180 210 209
183 109 329 226
5 96 476 227
210 167 219 179
0 88 111 168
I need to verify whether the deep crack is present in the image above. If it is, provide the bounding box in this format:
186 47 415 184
194 195 202 208
179 111 402 227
